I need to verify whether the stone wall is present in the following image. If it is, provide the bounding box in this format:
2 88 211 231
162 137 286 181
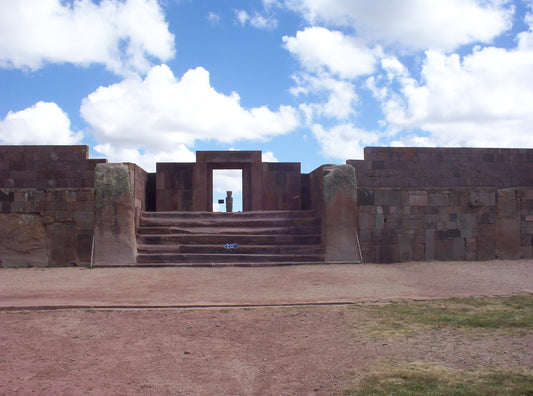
156 163 194 211
0 145 106 267
351 147 533 263
358 187 533 263
262 162 302 210
349 147 533 188
126 163 155 231
0 145 105 188
0 188 95 267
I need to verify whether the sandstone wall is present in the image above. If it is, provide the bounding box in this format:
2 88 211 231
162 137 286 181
156 163 194 211
0 145 105 188
350 147 533 263
0 188 95 267
349 147 533 188
262 162 302 210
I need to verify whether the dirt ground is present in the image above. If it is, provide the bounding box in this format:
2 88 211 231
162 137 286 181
1 260 532 395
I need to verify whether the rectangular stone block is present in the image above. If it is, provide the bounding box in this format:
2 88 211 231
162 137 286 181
452 238 466 260
428 193 449 206
358 190 374 205
398 232 414 261
425 230 435 260
359 212 374 230
435 239 454 261
374 190 402 206
497 188 517 217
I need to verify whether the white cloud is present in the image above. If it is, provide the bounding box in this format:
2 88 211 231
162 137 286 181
81 64 299 165
207 12 220 24
374 46 533 148
283 27 372 123
284 0 513 50
283 27 377 79
0 101 83 145
235 9 278 29
0 0 175 75
93 143 195 172
213 169 243 194
262 151 278 162
311 123 379 160
293 73 358 121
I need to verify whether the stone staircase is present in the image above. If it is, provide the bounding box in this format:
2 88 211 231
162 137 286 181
136 210 325 266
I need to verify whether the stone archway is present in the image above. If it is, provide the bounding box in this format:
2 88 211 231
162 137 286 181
193 151 263 212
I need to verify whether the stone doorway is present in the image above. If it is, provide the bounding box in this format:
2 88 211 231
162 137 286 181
212 169 243 212
193 151 263 212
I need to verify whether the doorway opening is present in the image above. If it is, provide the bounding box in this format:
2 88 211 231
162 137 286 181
212 169 243 212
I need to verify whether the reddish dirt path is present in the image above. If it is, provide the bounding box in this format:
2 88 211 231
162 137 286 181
1 260 532 309
1 261 532 395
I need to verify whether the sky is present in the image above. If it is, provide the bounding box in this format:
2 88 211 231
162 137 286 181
1 0 533 209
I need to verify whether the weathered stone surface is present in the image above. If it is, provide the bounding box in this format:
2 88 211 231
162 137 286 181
494 189 521 259
0 213 48 267
48 222 78 267
322 165 360 262
94 164 136 265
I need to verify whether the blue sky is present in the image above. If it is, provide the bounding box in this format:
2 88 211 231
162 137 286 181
1 0 533 180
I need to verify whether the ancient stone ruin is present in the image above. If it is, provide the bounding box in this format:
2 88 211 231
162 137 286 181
1 145 532 267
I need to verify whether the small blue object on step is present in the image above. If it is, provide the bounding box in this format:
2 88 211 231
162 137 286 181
224 243 238 249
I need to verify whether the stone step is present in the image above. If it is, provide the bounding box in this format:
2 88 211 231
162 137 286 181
137 233 322 246
137 225 321 235
136 210 323 266
137 244 325 255
140 210 317 219
139 216 321 228
136 252 325 264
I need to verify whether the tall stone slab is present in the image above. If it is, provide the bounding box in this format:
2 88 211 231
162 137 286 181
322 165 360 262
494 188 521 258
93 164 136 265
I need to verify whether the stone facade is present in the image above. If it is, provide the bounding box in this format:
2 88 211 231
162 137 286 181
1 145 532 266
0 146 105 267
349 147 533 262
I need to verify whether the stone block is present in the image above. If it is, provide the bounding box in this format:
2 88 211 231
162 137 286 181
375 190 402 206
93 164 137 265
423 215 437 229
520 245 532 259
0 213 48 267
496 188 517 217
408 192 428 206
428 193 449 206
435 239 454 261
476 224 496 260
438 229 461 239
358 190 374 205
458 214 475 238
322 165 360 262
76 230 93 264
358 212 374 230
49 222 78 266
494 217 521 259
398 232 415 261
452 238 466 260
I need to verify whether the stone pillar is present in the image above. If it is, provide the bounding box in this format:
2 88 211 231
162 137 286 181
322 165 360 262
93 163 136 265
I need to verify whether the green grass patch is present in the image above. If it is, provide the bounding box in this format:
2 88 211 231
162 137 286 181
346 362 533 396
349 295 533 338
